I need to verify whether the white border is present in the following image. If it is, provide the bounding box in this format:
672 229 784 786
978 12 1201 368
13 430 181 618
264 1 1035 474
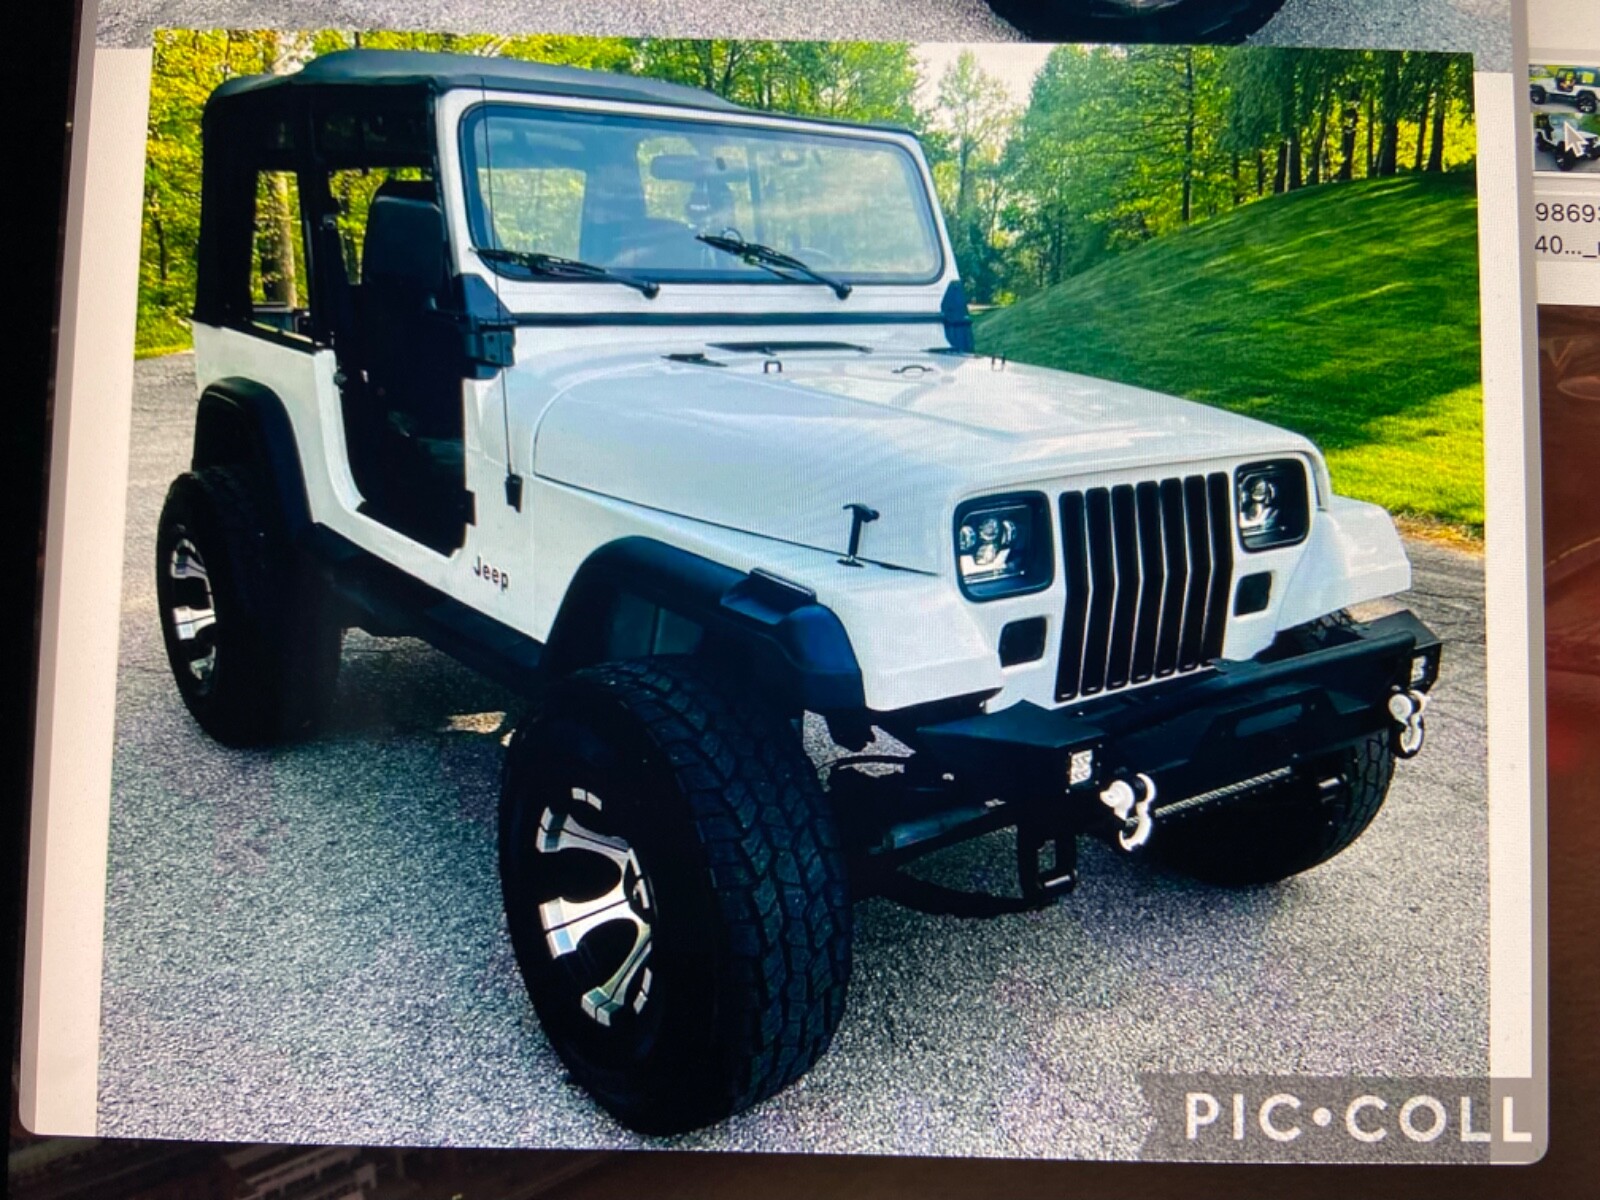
20 45 152 1135
1475 61 1550 1163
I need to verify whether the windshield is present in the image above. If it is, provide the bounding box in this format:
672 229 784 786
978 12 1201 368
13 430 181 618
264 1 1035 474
459 103 944 286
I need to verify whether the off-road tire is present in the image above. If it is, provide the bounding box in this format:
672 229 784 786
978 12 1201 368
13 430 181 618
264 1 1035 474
1151 732 1395 886
155 466 341 746
1578 91 1597 114
1530 85 1546 104
499 656 852 1135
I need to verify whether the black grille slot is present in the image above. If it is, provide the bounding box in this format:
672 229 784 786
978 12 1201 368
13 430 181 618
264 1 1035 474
1081 489 1116 696
1203 472 1235 661
1055 472 1235 702
1105 485 1141 690
1057 492 1090 700
1155 479 1187 676
1131 481 1164 683
1178 475 1211 670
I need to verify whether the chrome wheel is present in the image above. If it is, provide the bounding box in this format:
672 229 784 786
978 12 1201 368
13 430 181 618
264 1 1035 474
536 787 654 1026
167 537 218 686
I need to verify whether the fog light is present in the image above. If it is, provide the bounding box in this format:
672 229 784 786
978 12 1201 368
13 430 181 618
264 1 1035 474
1069 749 1095 787
1234 571 1272 616
999 616 1047 666
1410 654 1430 686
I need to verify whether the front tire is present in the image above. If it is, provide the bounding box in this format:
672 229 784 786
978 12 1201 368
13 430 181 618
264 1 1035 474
499 657 852 1134
1151 733 1395 886
1578 91 1597 114
155 466 341 746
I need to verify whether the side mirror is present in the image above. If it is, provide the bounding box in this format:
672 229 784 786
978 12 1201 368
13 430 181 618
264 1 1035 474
449 273 516 374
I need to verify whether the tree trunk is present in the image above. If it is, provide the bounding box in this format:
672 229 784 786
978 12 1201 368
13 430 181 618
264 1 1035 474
1366 94 1375 175
154 210 168 306
1427 94 1447 171
258 33 299 308
1255 149 1266 197
1274 142 1288 194
1375 55 1401 176
955 140 972 217
718 42 744 97
1180 49 1196 223
1231 153 1242 207
1279 68 1301 192
1309 91 1330 186
262 173 298 308
1413 93 1430 170
1338 90 1359 181
1377 120 1399 175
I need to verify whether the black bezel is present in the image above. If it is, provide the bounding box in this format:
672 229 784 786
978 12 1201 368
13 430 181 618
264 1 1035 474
953 492 1055 602
1234 459 1310 552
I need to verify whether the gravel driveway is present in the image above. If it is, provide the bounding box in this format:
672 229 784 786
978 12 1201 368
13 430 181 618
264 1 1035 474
94 352 1489 1157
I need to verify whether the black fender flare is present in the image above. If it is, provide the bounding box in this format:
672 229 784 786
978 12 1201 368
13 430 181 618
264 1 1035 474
542 537 865 715
191 377 313 536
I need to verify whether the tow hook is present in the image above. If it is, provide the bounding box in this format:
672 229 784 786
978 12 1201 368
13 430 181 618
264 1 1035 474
1099 772 1157 851
1387 687 1429 759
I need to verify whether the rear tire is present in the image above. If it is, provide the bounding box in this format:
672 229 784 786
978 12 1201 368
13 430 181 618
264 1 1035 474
155 466 341 746
1578 91 1597 114
1151 732 1395 886
499 657 852 1134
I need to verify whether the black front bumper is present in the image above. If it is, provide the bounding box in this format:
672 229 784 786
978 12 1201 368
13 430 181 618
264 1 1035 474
913 610 1441 825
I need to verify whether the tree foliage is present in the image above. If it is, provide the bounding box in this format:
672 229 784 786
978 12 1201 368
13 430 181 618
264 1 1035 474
993 46 1476 299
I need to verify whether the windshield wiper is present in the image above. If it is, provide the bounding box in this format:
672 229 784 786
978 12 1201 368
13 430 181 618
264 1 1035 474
476 247 660 299
695 234 852 300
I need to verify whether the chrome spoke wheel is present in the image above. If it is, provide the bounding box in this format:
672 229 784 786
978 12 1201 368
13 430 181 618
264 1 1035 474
167 537 218 685
536 788 654 1027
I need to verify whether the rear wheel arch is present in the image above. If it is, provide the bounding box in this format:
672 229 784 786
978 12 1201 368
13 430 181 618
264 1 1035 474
193 378 313 535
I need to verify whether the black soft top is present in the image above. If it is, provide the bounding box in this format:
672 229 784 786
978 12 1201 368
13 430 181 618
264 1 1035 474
210 48 748 114
193 49 914 329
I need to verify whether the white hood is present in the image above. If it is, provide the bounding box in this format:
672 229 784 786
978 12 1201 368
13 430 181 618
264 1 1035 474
530 346 1318 572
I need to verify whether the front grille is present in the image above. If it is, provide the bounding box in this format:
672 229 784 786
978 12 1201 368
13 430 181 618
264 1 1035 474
1055 472 1234 701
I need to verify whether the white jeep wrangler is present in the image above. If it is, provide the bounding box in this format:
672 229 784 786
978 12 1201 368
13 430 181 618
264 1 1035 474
159 49 1441 1135
1530 65 1600 113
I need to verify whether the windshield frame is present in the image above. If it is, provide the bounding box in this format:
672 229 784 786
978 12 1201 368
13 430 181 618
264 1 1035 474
453 98 949 291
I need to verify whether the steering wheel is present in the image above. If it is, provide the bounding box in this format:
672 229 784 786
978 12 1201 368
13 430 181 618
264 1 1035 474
792 245 838 267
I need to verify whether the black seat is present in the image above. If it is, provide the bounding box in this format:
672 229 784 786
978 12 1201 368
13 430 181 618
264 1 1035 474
355 180 467 551
360 180 462 444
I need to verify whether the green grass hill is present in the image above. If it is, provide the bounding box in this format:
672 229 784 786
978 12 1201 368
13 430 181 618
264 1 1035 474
976 173 1483 537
